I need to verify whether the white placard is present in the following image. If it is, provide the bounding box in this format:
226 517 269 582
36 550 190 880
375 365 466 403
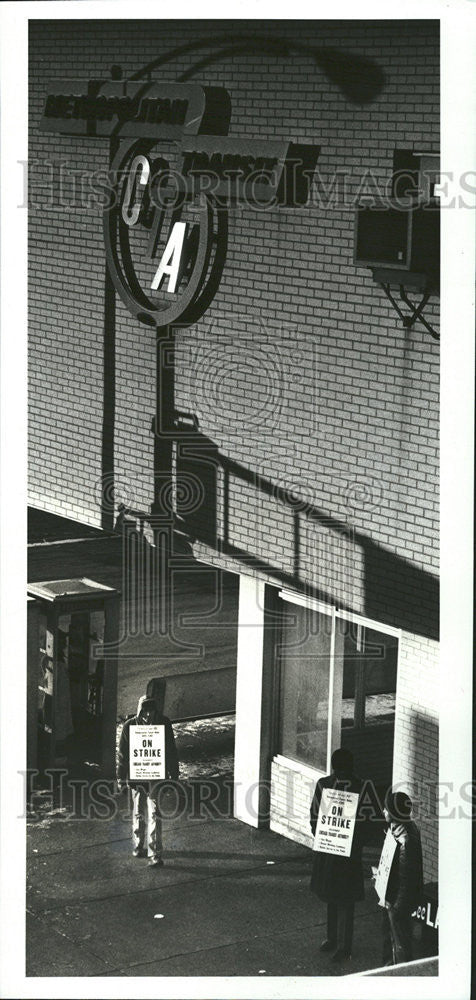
374 827 398 906
313 787 359 857
129 724 166 780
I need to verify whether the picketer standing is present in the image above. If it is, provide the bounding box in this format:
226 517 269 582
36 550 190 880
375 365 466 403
379 790 423 965
310 747 367 961
117 695 179 867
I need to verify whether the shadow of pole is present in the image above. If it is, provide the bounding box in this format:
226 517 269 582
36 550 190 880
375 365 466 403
172 419 438 641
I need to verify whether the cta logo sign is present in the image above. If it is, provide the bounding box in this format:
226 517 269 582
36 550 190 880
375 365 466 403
41 78 319 328
104 138 229 327
104 135 319 328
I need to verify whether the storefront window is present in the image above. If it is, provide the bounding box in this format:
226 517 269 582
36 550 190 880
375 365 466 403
277 594 399 775
340 621 397 729
279 602 332 770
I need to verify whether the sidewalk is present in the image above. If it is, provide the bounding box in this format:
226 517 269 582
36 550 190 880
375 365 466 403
26 778 434 979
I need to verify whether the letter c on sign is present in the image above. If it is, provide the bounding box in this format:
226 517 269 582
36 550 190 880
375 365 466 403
122 155 150 227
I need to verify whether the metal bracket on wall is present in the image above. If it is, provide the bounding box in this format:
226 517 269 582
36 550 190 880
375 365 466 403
379 282 439 341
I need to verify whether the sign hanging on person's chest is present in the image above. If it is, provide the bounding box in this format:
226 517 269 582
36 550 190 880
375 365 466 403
313 788 359 858
129 724 166 780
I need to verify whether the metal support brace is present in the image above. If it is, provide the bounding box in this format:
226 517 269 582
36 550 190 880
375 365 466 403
399 286 440 341
379 283 439 341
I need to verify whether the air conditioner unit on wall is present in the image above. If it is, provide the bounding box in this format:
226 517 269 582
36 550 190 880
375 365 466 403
353 150 440 340
354 202 440 288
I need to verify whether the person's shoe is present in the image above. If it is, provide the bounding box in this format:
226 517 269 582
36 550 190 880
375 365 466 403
320 940 337 953
331 948 351 962
132 847 146 858
148 857 164 868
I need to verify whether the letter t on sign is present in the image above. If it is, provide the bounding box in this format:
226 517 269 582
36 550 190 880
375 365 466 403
151 222 187 294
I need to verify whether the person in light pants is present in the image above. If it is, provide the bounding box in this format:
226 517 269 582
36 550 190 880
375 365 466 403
117 695 179 867
131 784 164 862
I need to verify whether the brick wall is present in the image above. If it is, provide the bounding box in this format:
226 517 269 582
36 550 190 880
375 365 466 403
270 757 315 848
29 21 439 625
29 20 440 870
393 631 439 881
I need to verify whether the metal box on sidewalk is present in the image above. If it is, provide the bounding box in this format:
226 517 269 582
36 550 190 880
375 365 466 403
27 578 120 778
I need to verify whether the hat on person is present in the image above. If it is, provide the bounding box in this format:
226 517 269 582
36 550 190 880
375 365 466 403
331 747 353 777
137 696 157 718
385 790 413 822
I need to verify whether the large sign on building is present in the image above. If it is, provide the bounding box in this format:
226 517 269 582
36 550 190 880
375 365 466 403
40 77 319 327
40 79 231 138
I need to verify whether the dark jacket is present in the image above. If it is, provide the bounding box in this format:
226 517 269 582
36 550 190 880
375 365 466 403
384 821 423 917
117 697 179 789
310 772 366 903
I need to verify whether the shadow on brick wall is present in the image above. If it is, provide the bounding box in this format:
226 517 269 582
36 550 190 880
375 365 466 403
394 707 439 882
173 417 439 642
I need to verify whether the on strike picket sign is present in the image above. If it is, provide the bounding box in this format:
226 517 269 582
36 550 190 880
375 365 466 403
313 788 359 858
374 827 398 906
129 725 166 780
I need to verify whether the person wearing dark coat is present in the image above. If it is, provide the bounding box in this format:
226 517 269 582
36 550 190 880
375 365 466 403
310 747 366 961
117 695 179 867
380 790 423 965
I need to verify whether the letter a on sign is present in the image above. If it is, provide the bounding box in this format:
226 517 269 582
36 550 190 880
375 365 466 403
151 222 187 294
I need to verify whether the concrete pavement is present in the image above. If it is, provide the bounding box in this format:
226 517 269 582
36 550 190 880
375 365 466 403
26 778 435 979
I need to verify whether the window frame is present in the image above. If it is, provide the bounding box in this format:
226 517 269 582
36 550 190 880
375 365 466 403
339 620 399 732
277 589 401 775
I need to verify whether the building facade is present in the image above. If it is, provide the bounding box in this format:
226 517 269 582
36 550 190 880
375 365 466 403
28 19 439 879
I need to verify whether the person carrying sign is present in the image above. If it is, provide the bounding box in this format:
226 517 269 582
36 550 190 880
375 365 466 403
376 790 423 965
310 747 367 962
117 695 179 867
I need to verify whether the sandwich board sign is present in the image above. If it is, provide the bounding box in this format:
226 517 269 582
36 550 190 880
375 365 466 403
313 787 359 858
374 827 398 906
129 725 166 780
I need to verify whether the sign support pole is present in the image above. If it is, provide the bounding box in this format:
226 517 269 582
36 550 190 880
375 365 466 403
152 325 176 637
100 134 120 530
